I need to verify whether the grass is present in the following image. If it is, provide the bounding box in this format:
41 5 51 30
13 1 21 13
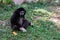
0 3 60 40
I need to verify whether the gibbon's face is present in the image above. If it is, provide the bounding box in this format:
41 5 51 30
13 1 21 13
20 11 25 15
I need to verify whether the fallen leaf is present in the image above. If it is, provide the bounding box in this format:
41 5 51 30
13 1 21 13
13 31 17 35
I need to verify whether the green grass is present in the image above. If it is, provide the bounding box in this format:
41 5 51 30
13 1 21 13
0 3 60 40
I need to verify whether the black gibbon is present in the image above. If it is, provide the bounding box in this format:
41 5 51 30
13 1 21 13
10 7 31 32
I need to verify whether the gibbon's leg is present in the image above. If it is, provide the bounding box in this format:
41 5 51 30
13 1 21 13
23 19 31 29
11 24 18 31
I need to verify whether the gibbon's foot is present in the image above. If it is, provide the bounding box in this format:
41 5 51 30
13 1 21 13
20 27 27 32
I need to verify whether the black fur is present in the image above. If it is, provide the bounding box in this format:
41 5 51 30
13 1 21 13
10 7 31 31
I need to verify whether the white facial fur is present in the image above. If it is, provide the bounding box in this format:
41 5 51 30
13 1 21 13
20 11 24 15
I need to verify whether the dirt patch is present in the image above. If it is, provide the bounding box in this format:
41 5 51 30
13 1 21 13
34 6 60 31
0 20 9 26
48 6 60 31
48 6 60 14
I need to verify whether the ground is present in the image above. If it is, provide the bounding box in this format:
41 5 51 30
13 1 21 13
0 3 60 40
